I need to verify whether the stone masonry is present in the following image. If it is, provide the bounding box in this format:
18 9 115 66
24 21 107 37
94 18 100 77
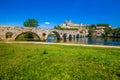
0 26 85 41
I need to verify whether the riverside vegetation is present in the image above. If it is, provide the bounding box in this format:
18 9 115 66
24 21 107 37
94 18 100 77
0 43 120 80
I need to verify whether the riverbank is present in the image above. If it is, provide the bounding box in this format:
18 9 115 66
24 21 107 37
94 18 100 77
0 41 120 48
0 43 120 80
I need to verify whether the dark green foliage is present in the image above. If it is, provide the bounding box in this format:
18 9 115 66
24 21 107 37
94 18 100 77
88 28 94 37
54 25 61 29
97 24 109 27
87 24 97 37
90 24 96 29
113 28 120 38
24 18 39 27
16 33 40 41
23 33 34 38
26 55 32 58
103 27 120 38
6 32 13 38
43 50 48 54
103 27 113 37
88 26 96 37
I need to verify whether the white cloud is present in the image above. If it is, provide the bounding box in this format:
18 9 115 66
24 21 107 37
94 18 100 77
45 22 50 25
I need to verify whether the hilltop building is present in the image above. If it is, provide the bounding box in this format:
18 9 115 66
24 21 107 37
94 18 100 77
59 20 90 29
59 20 89 36
93 29 105 36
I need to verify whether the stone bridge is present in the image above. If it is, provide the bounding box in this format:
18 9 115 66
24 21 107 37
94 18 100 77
0 26 85 41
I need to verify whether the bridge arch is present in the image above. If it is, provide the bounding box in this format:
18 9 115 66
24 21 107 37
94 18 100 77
47 31 61 40
68 34 72 42
69 34 72 38
63 33 67 39
76 34 80 38
15 31 41 40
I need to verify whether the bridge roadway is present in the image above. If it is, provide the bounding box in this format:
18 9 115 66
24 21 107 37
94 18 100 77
0 26 85 41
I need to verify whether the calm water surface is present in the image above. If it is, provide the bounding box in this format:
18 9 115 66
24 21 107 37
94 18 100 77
46 36 120 46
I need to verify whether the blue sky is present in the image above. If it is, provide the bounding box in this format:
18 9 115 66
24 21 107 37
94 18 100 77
0 0 120 28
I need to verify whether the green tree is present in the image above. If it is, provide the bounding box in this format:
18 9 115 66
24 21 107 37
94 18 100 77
54 25 62 29
23 18 39 39
24 18 39 27
104 27 113 37
87 24 96 37
88 28 94 37
24 33 34 38
97 24 109 27
113 28 120 38
90 24 96 29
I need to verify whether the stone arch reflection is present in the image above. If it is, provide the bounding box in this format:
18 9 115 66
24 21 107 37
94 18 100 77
63 33 67 42
69 34 72 42
76 34 80 38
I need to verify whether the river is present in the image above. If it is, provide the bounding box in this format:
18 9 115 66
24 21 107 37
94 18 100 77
46 36 120 46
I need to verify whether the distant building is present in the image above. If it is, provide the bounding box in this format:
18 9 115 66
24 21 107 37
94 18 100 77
93 29 105 36
59 20 89 36
59 20 90 29
96 26 106 29
81 28 89 36
96 24 111 29
94 25 111 36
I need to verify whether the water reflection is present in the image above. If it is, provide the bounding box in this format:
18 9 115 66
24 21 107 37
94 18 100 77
46 36 120 46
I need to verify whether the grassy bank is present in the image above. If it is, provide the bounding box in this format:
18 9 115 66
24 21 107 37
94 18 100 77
0 43 120 80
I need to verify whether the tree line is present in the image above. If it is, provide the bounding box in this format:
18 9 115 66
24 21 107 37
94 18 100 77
87 24 120 38
103 27 120 38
